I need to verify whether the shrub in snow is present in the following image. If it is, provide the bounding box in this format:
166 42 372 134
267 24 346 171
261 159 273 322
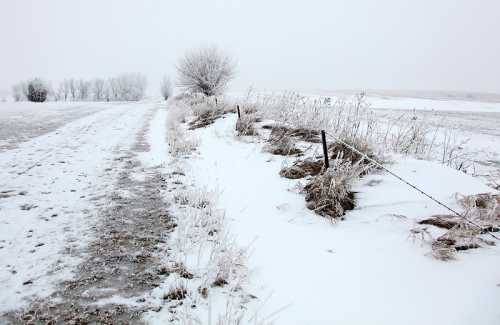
177 46 235 96
160 75 173 100
304 159 369 219
27 78 48 102
235 114 258 136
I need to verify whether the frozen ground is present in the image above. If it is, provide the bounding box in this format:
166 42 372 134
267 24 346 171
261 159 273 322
0 101 153 310
0 97 499 324
0 101 180 323
367 97 500 188
0 101 123 151
187 114 500 325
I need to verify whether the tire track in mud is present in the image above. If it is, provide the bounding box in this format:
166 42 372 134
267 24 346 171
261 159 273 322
3 106 175 324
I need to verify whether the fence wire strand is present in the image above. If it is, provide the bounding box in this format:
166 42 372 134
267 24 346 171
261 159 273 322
323 130 500 241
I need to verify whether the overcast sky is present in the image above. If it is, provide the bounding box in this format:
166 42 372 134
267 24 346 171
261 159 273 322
1 0 499 95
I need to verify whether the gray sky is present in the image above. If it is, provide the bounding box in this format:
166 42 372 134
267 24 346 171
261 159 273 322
1 0 499 95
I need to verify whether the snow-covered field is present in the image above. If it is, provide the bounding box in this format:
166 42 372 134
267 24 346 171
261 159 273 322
0 96 499 324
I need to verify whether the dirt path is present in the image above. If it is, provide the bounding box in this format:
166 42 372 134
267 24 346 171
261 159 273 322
0 102 175 323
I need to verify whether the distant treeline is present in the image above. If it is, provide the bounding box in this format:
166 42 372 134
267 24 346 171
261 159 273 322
12 73 147 103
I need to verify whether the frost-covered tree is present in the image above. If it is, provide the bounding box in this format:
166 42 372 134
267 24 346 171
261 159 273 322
12 81 28 101
160 75 173 100
67 79 78 101
77 79 91 100
108 73 147 101
91 78 106 101
177 46 236 96
27 78 48 102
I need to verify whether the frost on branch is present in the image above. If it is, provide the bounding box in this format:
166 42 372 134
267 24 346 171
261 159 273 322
177 46 235 96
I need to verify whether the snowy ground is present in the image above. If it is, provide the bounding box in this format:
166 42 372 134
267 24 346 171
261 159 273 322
368 97 500 189
0 101 123 151
0 97 499 324
187 114 500 325
0 101 152 311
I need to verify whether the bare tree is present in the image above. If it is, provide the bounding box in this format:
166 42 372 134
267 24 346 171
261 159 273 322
77 79 91 100
160 75 173 100
177 46 236 96
91 78 106 101
68 79 77 101
107 73 146 101
12 81 28 101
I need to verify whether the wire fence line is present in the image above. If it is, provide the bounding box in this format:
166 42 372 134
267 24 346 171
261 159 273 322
234 107 498 241
322 130 499 241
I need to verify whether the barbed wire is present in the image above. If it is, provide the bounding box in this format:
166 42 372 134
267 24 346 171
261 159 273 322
322 130 500 241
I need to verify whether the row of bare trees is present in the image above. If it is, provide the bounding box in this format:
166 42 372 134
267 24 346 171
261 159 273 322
12 73 147 102
54 73 147 102
11 46 236 103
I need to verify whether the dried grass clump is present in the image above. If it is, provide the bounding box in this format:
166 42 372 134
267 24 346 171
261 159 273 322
239 102 258 115
424 193 499 260
164 285 188 301
279 159 324 179
236 115 258 136
167 124 198 157
264 136 302 156
189 102 225 129
264 124 320 143
165 263 194 279
328 141 376 167
431 223 485 261
418 215 461 230
304 160 366 219
459 193 500 227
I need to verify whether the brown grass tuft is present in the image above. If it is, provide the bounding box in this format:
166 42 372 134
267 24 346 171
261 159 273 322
280 159 324 179
303 160 365 219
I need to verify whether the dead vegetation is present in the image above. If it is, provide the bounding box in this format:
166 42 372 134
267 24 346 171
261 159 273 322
264 136 302 156
185 95 228 130
236 114 258 136
328 141 377 169
418 215 462 230
164 284 188 301
303 160 368 219
431 224 490 261
280 159 324 179
189 106 225 129
419 193 500 260
263 124 321 143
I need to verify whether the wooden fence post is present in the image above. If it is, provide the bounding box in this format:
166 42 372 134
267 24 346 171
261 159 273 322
321 130 329 169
